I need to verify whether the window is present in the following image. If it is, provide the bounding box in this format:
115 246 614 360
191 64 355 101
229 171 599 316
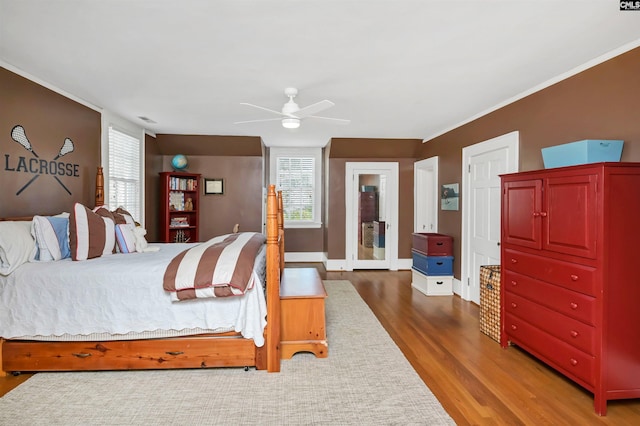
107 125 142 222
270 147 321 228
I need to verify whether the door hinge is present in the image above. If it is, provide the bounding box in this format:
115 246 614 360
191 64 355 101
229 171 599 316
467 277 470 286
468 164 471 173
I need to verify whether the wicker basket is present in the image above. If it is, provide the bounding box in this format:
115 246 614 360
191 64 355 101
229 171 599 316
479 265 501 343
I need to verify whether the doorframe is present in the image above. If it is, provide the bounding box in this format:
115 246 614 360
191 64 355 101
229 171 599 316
345 162 399 271
414 156 439 233
461 131 519 301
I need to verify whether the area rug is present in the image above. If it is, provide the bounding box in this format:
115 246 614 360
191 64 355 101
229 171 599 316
0 280 454 425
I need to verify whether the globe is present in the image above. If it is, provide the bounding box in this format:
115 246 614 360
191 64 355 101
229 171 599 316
171 154 188 171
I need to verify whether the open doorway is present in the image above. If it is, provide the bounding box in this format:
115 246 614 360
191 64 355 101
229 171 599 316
345 162 399 271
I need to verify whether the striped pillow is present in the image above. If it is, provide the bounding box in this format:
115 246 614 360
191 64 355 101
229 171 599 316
113 207 136 225
69 203 116 261
31 215 71 261
115 223 137 254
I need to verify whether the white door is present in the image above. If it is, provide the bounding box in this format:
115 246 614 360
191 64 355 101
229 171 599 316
346 162 399 271
461 132 519 303
414 157 439 233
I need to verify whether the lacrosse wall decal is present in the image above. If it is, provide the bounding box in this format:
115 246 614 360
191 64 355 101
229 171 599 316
11 125 39 157
54 138 74 160
5 124 80 196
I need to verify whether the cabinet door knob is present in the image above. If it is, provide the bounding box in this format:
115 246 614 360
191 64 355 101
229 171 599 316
570 274 579 281
511 302 517 308
511 280 517 286
510 258 518 264
539 212 547 217
569 302 578 310
511 324 517 330
533 212 540 217
570 358 578 366
570 330 579 338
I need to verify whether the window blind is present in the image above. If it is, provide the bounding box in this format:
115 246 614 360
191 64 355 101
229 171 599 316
108 126 141 221
277 156 315 221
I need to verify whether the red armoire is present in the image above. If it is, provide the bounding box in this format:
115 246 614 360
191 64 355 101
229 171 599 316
500 162 640 415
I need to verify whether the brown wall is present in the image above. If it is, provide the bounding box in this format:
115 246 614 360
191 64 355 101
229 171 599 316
418 46 640 278
152 134 264 242
158 155 264 241
0 68 101 217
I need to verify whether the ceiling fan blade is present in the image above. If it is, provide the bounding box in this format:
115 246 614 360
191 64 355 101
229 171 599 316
309 115 351 125
234 117 283 124
240 102 286 117
293 100 334 118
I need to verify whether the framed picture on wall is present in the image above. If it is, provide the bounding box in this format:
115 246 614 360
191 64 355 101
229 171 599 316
441 183 459 211
204 178 224 195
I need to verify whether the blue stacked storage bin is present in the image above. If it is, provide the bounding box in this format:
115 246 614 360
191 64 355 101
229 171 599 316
411 250 453 276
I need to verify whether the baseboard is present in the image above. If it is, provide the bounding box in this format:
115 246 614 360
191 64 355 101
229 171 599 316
322 257 413 272
324 258 348 271
452 277 463 296
284 252 324 263
397 258 412 270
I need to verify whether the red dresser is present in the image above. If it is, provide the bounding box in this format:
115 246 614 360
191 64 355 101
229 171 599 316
500 162 640 415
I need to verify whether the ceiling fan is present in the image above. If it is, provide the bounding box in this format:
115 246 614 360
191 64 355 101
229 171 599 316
235 88 350 129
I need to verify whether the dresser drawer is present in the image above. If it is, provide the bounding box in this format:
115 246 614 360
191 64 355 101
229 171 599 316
504 313 595 387
503 248 597 296
504 292 595 355
503 270 596 326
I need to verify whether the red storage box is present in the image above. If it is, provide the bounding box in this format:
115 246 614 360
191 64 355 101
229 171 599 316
412 233 453 256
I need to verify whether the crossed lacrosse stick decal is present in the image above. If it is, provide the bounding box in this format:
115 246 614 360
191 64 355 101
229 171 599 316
11 125 74 195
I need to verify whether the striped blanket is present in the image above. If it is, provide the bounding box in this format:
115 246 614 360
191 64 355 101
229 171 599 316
163 232 266 301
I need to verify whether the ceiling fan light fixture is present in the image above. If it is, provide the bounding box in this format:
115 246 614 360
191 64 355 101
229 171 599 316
282 117 300 129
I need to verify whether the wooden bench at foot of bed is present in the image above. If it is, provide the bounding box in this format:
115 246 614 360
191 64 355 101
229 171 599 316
279 267 328 359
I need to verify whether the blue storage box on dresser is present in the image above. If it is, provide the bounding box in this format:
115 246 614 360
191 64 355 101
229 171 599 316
541 139 623 169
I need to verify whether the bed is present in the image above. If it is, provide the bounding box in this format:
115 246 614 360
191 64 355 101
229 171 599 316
0 168 284 374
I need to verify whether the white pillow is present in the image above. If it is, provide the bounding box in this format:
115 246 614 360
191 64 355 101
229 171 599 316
115 223 137 254
0 221 35 275
30 215 71 262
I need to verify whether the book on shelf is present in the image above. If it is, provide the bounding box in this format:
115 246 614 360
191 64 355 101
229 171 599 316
169 177 197 191
170 217 190 227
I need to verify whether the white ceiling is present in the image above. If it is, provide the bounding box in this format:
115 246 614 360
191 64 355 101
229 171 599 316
2 1 640 147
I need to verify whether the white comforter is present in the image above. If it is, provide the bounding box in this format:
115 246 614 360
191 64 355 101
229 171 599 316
0 243 267 346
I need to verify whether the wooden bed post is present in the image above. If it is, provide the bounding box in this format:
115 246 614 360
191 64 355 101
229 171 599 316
95 166 104 207
265 185 281 372
277 190 285 274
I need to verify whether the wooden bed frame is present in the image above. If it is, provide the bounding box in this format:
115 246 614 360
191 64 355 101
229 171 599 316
0 168 284 375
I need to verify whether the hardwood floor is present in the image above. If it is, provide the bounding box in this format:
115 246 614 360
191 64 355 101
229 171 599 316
321 267 640 426
2 266 640 424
